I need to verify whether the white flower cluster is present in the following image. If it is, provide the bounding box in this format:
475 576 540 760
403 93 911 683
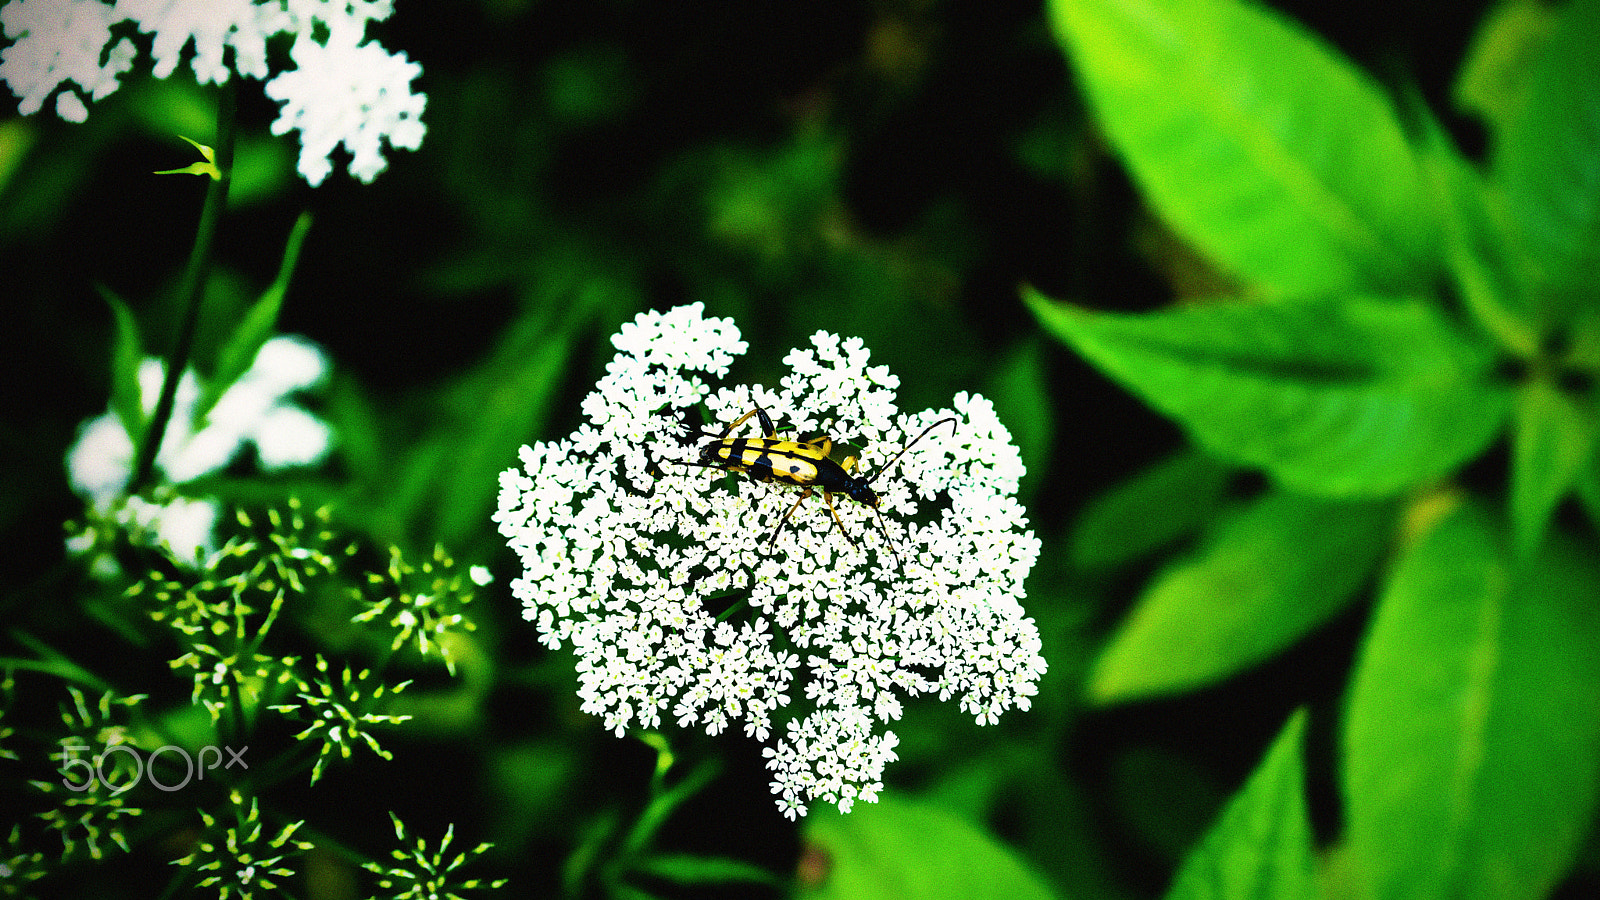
494 304 1046 818
0 0 424 184
67 334 333 562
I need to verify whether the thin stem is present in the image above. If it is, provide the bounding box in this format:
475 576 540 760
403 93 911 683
128 82 237 494
620 755 720 858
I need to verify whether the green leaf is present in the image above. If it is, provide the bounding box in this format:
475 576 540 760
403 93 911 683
1578 437 1600 534
152 135 220 180
1047 0 1434 297
632 853 783 888
1453 0 1559 132
192 212 311 424
1343 500 1600 900
1510 376 1599 557
984 338 1055 503
1165 710 1319 900
1027 289 1509 496
800 796 1058 900
1070 449 1231 569
99 285 146 444
1090 490 1391 704
1410 93 1539 358
1494 0 1600 307
423 311 580 544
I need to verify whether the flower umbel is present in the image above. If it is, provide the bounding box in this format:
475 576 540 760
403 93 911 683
0 824 49 897
353 544 486 676
494 304 1046 817
28 687 149 860
171 791 312 900
0 0 425 184
363 812 508 900
130 500 345 723
268 654 412 784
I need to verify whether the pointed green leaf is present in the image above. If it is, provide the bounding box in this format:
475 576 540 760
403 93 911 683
1027 289 1509 496
801 797 1057 900
1414 100 1539 358
1070 449 1232 570
985 338 1055 503
1494 0 1600 306
153 135 221 179
98 285 146 443
1091 491 1391 704
427 317 576 544
193 212 311 424
1344 501 1600 900
1510 376 1599 557
1165 710 1319 900
1453 0 1558 132
152 161 221 179
1047 0 1435 296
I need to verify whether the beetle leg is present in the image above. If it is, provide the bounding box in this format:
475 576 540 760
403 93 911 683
717 407 763 441
820 490 858 549
730 387 779 439
755 405 777 438
870 507 901 567
767 487 814 551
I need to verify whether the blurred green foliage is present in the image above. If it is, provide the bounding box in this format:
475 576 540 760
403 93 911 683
2 0 1598 898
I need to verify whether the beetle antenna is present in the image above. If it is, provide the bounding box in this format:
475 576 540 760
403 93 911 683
866 418 958 485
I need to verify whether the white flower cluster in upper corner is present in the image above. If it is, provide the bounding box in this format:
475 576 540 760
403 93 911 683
66 334 334 563
493 304 1047 819
0 0 424 185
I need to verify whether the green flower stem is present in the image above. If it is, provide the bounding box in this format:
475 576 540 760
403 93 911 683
0 645 109 694
620 755 719 859
221 667 249 749
129 82 237 495
239 725 324 790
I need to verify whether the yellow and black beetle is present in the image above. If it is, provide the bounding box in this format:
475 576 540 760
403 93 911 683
672 397 957 557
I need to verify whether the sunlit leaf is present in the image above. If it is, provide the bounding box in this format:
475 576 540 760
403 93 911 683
152 135 219 180
1165 710 1318 900
1027 289 1509 496
192 213 311 424
98 285 146 443
1494 0 1600 310
1413 100 1539 359
1452 0 1558 132
801 797 1057 900
632 853 783 888
1090 491 1391 703
1047 0 1435 296
1510 376 1598 557
1344 500 1600 900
